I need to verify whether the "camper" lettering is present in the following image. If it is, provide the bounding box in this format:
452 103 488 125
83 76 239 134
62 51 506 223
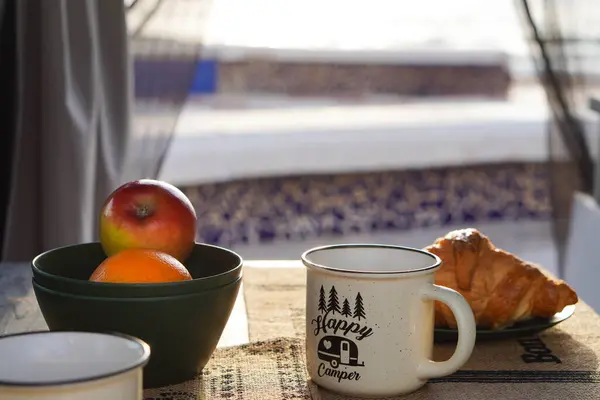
318 362 361 382
311 311 374 341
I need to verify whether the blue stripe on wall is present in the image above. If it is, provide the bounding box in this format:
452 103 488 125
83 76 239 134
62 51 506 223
189 60 218 94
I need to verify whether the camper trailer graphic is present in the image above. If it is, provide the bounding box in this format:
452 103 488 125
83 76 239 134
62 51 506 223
317 336 365 369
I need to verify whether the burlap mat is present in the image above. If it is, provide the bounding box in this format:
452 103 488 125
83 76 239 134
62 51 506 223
143 338 313 400
244 267 307 342
142 335 599 400
239 266 600 399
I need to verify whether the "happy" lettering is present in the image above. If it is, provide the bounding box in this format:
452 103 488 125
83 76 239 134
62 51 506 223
311 311 374 341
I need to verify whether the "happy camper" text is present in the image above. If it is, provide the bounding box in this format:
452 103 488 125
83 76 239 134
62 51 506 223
311 311 374 341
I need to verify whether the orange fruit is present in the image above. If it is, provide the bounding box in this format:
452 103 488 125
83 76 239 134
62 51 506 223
90 248 192 283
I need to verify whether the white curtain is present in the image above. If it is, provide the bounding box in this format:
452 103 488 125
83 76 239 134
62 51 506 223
1 0 136 261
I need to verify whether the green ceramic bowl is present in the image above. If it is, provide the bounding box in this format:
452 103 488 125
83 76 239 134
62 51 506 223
32 276 241 388
31 242 242 298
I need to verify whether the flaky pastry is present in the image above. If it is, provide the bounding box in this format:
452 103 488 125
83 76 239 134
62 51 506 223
424 228 578 329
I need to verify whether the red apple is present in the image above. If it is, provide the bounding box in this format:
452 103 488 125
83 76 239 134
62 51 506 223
99 179 197 262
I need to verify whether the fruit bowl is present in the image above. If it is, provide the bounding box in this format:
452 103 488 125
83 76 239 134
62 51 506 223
31 242 242 298
33 277 241 388
30 242 243 388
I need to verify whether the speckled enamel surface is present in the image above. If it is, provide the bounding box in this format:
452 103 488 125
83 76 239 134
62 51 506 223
304 247 476 397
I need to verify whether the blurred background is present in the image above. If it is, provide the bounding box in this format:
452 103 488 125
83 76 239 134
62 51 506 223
1 0 599 298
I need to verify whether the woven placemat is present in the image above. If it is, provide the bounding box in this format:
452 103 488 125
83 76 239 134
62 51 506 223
143 338 313 400
238 266 600 399
243 267 307 342
143 336 600 400
142 266 600 399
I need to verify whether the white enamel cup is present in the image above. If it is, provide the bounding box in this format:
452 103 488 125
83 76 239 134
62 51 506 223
0 331 150 400
302 244 476 397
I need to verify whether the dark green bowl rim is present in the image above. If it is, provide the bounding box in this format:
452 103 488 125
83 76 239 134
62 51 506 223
0 330 150 387
31 242 243 289
32 275 242 302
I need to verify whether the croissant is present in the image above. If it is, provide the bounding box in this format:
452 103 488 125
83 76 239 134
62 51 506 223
424 228 578 330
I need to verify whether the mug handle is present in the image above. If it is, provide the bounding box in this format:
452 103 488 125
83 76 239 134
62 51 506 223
417 284 476 379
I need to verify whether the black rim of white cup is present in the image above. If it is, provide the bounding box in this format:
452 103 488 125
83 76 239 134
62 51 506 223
0 330 151 387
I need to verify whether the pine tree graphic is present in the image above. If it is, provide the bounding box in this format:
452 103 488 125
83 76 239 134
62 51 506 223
342 298 352 317
353 292 366 320
318 285 327 314
327 286 341 314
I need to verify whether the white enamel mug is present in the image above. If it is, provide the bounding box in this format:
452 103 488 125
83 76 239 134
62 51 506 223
302 244 476 397
0 331 150 400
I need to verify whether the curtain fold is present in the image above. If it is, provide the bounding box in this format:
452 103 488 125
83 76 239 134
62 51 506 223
0 0 16 261
0 0 131 261
515 0 598 276
0 0 199 262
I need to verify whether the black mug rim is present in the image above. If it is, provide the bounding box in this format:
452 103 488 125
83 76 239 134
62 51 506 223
301 243 441 275
0 330 150 387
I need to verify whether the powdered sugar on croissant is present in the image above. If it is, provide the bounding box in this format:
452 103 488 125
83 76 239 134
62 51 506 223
424 228 578 330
